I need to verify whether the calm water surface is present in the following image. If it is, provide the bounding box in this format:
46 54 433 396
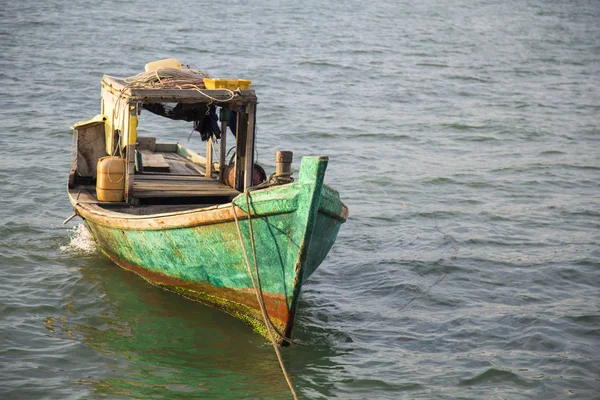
1 0 599 398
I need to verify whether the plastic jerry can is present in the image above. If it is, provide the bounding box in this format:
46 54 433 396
96 156 126 202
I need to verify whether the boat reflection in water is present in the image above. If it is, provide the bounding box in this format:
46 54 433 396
50 249 298 398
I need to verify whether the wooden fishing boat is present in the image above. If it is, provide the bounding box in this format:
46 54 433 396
67 59 348 344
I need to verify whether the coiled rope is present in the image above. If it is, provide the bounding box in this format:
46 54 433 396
122 67 237 103
123 66 210 86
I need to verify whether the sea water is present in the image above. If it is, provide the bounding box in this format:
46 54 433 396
1 0 599 398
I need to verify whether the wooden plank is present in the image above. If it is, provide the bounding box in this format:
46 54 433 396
135 181 231 189
151 152 201 175
139 150 170 172
155 142 179 152
166 162 187 175
162 152 188 160
133 176 239 197
219 117 227 182
135 174 214 182
133 190 239 198
76 123 106 178
137 137 156 151
71 188 97 203
134 188 237 196
70 187 131 205
134 181 236 190
234 110 248 191
175 144 220 173
185 162 205 175
125 145 135 203
206 139 213 178
152 153 195 175
167 159 195 175
135 188 239 196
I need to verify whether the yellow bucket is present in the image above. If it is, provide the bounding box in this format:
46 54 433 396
96 156 126 202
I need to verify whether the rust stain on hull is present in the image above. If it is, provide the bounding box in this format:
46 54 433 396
101 248 294 342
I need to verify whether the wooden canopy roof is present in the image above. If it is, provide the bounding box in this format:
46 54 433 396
101 75 257 106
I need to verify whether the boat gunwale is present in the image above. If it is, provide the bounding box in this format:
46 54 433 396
69 184 348 231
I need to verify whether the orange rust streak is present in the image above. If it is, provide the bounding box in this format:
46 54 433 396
102 250 292 327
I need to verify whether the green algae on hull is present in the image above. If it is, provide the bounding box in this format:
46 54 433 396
75 157 347 343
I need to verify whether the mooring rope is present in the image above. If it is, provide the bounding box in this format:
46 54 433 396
396 217 456 313
239 191 299 345
231 198 299 400
248 172 294 192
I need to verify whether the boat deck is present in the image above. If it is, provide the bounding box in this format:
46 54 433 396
133 174 239 199
70 146 240 207
133 150 239 200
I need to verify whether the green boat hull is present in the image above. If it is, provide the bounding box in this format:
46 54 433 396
72 156 347 342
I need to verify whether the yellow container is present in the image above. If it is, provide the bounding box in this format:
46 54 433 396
203 78 251 90
144 58 183 72
96 156 126 202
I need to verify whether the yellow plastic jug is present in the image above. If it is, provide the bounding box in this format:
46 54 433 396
96 156 126 202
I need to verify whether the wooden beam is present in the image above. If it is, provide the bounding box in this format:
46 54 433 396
124 145 136 203
219 114 227 183
234 110 248 191
206 138 213 178
244 104 256 191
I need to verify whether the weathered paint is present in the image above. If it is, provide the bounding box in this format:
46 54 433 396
72 156 347 343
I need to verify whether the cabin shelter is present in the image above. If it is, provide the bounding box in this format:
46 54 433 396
70 74 258 204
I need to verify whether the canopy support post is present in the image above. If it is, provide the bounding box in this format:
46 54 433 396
244 104 256 191
124 144 135 204
206 137 213 178
219 109 227 183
